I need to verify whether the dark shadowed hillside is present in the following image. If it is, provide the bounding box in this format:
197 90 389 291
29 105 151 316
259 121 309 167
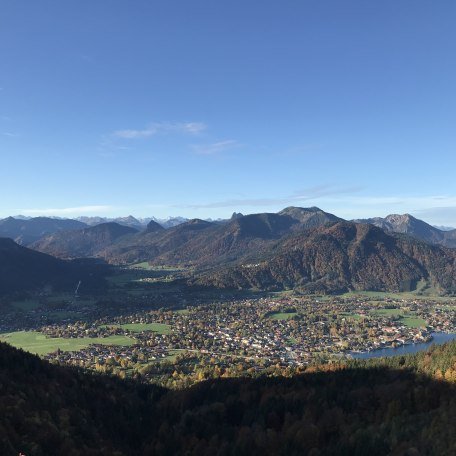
0 238 107 295
0 341 165 456
1 339 456 455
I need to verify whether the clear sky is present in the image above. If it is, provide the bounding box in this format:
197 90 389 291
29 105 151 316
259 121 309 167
1 1 455 225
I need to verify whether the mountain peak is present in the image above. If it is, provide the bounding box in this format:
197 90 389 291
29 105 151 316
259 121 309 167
186 218 212 226
145 219 165 233
278 206 341 227
279 206 323 215
231 212 244 220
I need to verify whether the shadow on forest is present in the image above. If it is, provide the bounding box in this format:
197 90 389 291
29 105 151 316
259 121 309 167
1 338 456 456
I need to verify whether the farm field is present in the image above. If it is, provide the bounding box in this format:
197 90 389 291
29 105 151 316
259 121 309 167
340 311 362 320
0 331 135 356
102 323 171 334
400 316 427 328
10 299 42 311
369 308 427 328
268 311 298 320
129 261 152 270
340 290 456 302
175 309 190 315
370 308 404 317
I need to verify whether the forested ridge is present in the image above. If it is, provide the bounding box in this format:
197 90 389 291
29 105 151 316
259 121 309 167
1 341 456 455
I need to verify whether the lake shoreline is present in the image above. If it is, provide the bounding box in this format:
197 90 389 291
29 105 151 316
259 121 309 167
349 332 456 359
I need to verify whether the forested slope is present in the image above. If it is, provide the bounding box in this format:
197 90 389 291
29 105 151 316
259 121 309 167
1 340 456 455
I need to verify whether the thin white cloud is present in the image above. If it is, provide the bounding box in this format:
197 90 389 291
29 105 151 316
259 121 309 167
113 121 207 139
329 195 456 211
178 185 363 209
1 132 18 137
305 195 456 225
192 139 240 155
21 205 114 217
172 190 456 225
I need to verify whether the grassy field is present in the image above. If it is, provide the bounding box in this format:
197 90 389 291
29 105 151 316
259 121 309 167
45 294 74 303
102 323 171 334
128 262 185 271
47 311 79 321
129 262 152 270
10 295 97 312
287 337 298 345
107 272 143 285
0 331 135 356
340 290 456 302
340 312 363 320
268 311 298 320
124 289 154 296
370 308 404 317
400 316 427 328
341 291 413 300
175 309 190 315
10 299 42 311
369 309 427 328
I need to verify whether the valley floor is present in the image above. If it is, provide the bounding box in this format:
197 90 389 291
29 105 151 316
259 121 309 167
1 275 456 388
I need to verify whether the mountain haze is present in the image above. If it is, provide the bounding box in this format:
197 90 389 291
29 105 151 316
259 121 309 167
77 215 145 230
0 216 87 245
31 223 139 259
356 214 456 248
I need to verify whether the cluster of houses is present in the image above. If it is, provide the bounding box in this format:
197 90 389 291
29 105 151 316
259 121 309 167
31 295 456 372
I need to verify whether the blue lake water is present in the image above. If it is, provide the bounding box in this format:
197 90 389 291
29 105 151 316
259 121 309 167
350 332 456 359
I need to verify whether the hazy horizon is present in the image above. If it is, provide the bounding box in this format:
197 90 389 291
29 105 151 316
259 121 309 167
2 204 455 230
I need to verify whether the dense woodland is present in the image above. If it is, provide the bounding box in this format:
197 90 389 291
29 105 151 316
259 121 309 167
197 222 456 294
1 340 456 455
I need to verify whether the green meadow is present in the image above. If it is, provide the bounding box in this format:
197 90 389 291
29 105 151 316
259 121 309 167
267 311 298 320
10 300 42 311
340 312 363 320
102 322 171 334
369 308 427 328
0 331 135 356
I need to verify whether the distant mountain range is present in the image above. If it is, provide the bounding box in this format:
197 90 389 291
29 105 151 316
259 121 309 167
76 215 226 230
77 215 146 230
3 207 456 294
3 210 455 250
0 216 86 245
354 214 456 248
30 223 139 259
32 207 341 265
434 225 456 231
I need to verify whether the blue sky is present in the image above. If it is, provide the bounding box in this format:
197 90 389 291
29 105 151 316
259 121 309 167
1 1 455 225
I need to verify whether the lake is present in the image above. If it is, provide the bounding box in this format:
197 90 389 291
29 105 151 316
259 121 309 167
350 332 456 359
